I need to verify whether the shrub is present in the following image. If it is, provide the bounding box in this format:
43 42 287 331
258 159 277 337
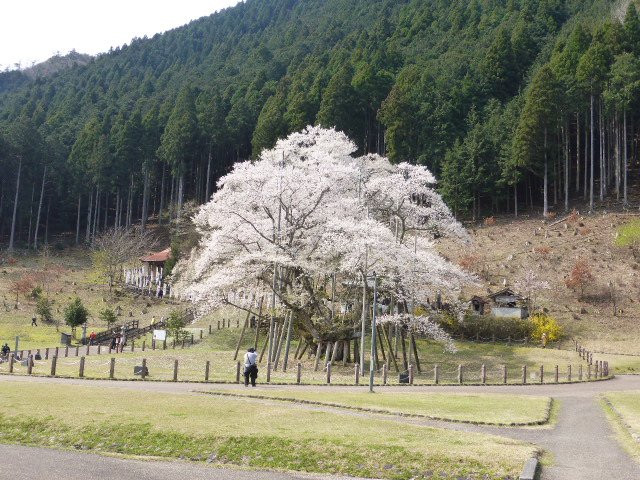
166 309 187 339
35 297 54 323
30 285 43 300
530 313 562 342
99 307 117 328
437 312 533 341
615 219 640 259
64 297 89 334
565 259 593 298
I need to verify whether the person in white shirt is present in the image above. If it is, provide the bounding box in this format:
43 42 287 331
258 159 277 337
243 347 258 387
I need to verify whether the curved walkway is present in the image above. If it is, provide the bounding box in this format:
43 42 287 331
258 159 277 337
3 375 640 479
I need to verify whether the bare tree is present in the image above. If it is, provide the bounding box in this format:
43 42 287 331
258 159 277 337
92 227 158 291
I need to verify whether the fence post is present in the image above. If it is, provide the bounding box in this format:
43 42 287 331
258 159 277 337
296 362 302 384
522 365 527 384
555 365 559 383
173 338 176 349
200 330 203 340
205 360 210 382
587 364 592 379
131 341 134 352
217 320 220 330
27 355 33 375
75 346 79 357
109 358 115 379
502 365 507 384
236 361 241 383
142 341 146 352
86 344 90 355
579 364 583 381
434 364 439 385
64 346 68 357
141 358 147 380
191 334 194 345
481 364 486 384
79 356 85 378
97 345 101 355
355 363 360 385
181 338 185 349
383 363 388 385
55 346 59 357
50 355 57 376
594 362 599 379
326 362 332 384
209 324 212 334
458 364 463 384
163 339 167 350
173 359 179 382
540 365 544 384
267 362 272 383
409 364 414 385
9 354 14 373
45 347 49 360
568 365 572 382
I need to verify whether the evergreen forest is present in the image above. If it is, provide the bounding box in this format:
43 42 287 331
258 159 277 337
1 0 639 249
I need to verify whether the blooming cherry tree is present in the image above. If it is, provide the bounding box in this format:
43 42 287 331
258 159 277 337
175 126 471 348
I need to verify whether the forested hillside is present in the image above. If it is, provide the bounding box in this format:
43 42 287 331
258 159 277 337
0 0 636 249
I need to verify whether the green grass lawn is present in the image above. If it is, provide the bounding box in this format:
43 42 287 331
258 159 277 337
0 381 536 479
209 389 552 425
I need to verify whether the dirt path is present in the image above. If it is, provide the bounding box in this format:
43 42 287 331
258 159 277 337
2 374 640 479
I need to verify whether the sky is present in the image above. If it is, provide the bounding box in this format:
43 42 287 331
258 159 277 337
0 0 242 71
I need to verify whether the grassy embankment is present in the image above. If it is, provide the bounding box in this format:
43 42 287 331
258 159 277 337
0 381 537 480
602 391 640 460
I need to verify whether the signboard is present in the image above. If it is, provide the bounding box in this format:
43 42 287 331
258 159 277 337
153 329 167 341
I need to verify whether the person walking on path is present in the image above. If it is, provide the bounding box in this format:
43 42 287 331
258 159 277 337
243 347 258 387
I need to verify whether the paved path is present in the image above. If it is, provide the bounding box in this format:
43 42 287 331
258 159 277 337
3 375 640 479
0 444 368 480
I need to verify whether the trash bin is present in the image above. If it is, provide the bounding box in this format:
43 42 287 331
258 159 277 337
60 333 72 346
398 370 410 384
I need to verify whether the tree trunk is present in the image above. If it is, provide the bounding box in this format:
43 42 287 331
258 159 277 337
576 112 580 193
564 121 569 212
75 193 81 245
599 100 604 202
615 113 620 201
177 173 184 220
141 168 150 231
103 191 109 231
92 186 100 242
8 157 22 252
27 182 35 249
543 127 548 217
624 109 628 206
205 148 212 202
514 183 518 218
590 94 594 211
85 188 93 243
44 200 50 246
158 165 166 226
114 190 120 229
33 165 47 250
359 273 368 376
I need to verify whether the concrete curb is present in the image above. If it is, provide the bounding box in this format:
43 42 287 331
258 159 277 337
519 457 539 480
198 390 555 427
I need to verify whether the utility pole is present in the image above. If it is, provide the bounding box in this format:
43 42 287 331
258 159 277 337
369 272 378 393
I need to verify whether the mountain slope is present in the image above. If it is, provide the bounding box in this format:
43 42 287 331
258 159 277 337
0 0 628 243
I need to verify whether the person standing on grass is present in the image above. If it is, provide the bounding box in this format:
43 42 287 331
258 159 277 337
243 347 258 387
